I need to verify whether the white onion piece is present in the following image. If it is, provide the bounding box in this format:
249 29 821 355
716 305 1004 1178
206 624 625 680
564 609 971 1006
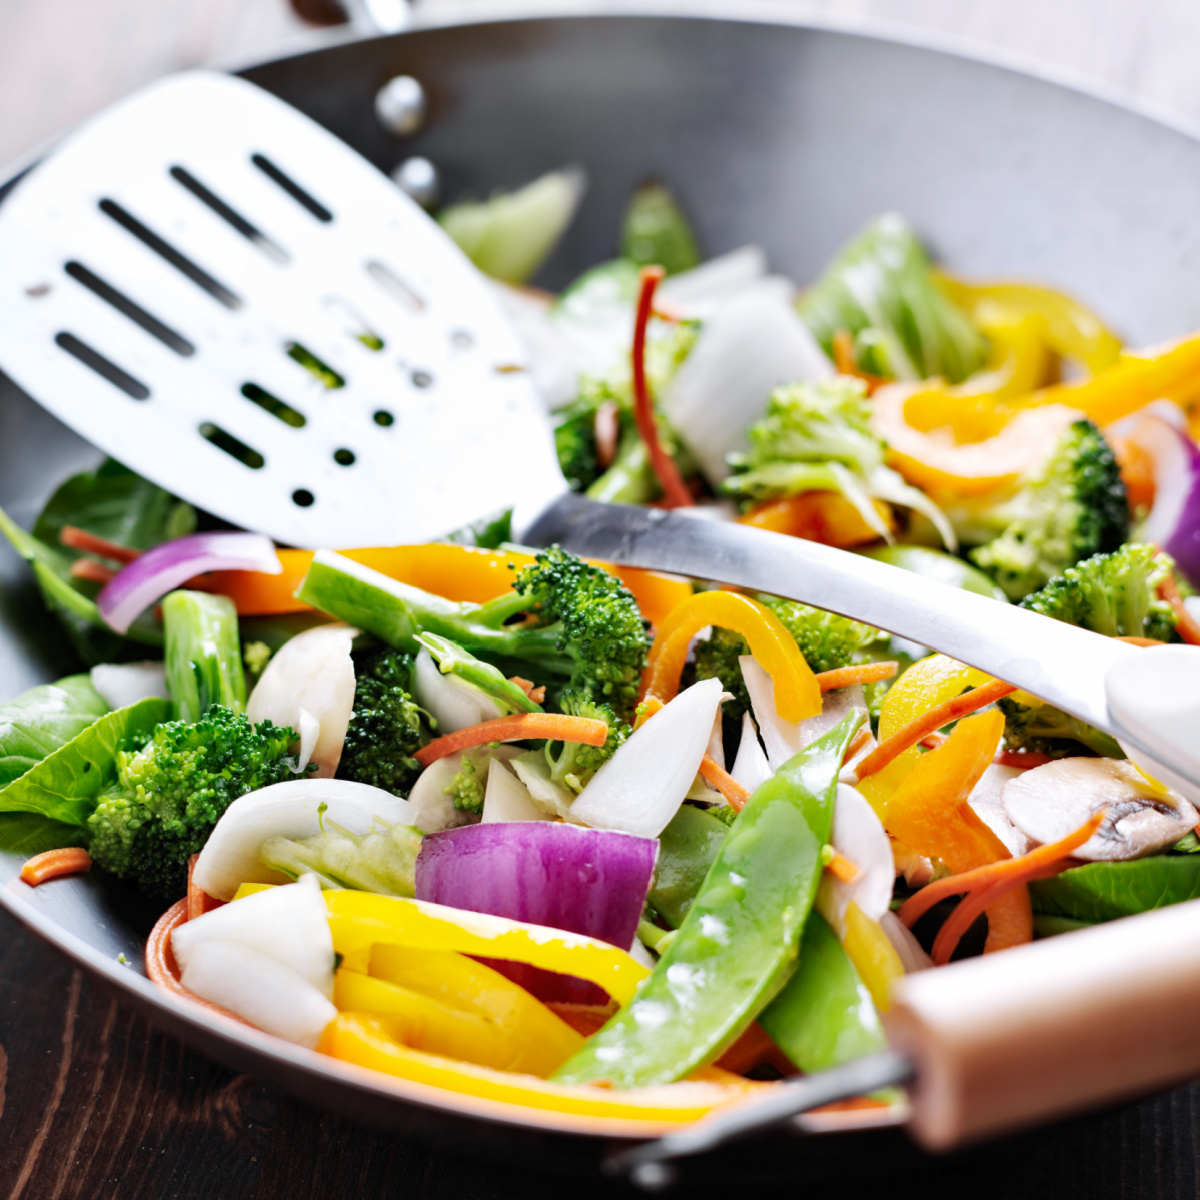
1003 757 1198 861
492 282 579 410
730 712 772 794
663 286 833 483
407 745 521 832
967 764 1029 857
741 656 803 768
89 661 168 708
509 752 576 818
173 874 335 998
816 784 895 937
412 648 503 734
246 624 355 779
193 778 415 900
801 686 867 751
570 678 724 837
481 758 552 824
880 911 933 974
628 937 657 970
294 706 320 774
660 245 769 314
705 702 727 770
179 939 336 1048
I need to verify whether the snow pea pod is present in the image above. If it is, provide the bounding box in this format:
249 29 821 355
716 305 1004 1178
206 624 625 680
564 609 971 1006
648 803 729 929
553 713 862 1089
758 913 885 1073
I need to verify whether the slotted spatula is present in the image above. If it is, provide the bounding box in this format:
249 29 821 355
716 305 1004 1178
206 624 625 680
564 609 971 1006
0 69 1199 797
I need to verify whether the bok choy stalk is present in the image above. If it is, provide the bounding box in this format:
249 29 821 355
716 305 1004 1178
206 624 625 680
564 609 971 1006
163 590 246 722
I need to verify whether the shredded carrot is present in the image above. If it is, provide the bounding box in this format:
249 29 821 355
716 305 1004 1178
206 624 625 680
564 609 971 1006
69 558 117 584
59 525 141 563
19 846 91 886
1158 573 1200 646
815 661 899 691
898 810 1105 965
1116 636 1166 647
993 749 1056 769
145 899 251 1026
843 725 874 764
856 677 1017 780
186 853 224 921
920 731 950 750
832 329 886 395
414 713 609 767
508 677 547 705
699 754 752 812
825 850 861 884
633 696 664 730
631 266 692 509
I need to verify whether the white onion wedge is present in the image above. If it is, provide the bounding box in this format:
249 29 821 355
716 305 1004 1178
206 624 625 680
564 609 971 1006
246 624 355 779
179 939 336 1048
90 661 168 708
412 648 503 734
192 778 415 900
509 752 576 818
730 712 772 794
817 784 895 937
407 745 521 832
880 911 933 974
481 758 553 824
173 874 335 998
570 678 723 837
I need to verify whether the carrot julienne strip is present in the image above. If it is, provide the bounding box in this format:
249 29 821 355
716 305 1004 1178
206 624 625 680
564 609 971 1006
993 749 1055 769
831 329 886 395
69 558 117 584
1158 573 1200 646
815 661 899 691
19 846 91 886
699 754 752 812
631 265 692 509
414 714 609 767
825 850 861 884
856 677 1017 780
186 853 224 921
920 731 950 750
59 525 141 563
843 725 874 763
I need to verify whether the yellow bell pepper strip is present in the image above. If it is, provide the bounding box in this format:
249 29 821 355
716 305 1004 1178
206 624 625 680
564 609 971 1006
552 715 863 1089
738 491 895 547
884 709 1031 954
368 943 583 1072
319 1014 759 1128
199 543 691 629
333 968 577 1076
642 591 820 721
839 900 905 1012
855 654 990 814
934 274 1123 376
324 891 648 1006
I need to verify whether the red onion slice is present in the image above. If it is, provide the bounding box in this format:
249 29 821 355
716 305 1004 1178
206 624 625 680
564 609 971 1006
97 532 281 633
415 822 658 1004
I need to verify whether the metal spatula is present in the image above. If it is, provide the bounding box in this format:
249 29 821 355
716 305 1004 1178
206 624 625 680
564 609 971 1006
1 70 1199 796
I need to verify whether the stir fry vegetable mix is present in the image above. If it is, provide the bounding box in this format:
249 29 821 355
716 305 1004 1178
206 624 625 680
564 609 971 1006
4 177 1200 1120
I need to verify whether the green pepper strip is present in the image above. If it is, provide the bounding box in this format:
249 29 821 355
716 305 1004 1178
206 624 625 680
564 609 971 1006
552 713 863 1089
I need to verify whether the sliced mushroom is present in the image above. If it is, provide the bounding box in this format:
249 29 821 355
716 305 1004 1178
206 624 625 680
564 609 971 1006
969 764 1030 858
1002 757 1198 861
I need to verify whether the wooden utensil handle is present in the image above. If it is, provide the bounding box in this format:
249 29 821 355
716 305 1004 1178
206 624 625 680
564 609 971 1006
886 897 1200 1150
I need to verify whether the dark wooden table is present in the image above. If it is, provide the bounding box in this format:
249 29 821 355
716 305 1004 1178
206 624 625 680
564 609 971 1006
4 896 1200 1199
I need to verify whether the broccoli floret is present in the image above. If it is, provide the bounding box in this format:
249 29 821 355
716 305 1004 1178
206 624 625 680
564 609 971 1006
997 696 1124 759
87 705 302 899
555 394 603 492
953 420 1129 600
446 754 486 812
693 596 884 720
1018 542 1176 640
545 694 630 793
261 814 422 896
243 640 274 685
336 646 429 799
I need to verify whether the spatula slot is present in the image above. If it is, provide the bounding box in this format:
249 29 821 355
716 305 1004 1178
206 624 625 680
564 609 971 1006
63 262 195 357
410 369 433 389
373 410 395 427
54 332 150 399
365 260 424 312
321 296 385 352
285 342 345 389
333 449 356 466
200 422 265 469
292 489 315 507
168 166 289 265
98 199 242 311
241 383 306 428
251 154 332 223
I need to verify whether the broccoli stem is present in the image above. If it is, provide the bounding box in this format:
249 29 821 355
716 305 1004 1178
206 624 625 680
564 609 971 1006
162 590 246 722
415 632 543 714
586 429 659 504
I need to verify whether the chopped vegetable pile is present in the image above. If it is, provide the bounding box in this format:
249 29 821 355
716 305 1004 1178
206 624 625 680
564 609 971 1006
3 177 1200 1129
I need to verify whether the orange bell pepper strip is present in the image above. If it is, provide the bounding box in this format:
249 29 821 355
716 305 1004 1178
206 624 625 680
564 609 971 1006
198 543 691 629
641 591 820 722
319 1013 759 1127
738 491 894 547
883 709 1031 954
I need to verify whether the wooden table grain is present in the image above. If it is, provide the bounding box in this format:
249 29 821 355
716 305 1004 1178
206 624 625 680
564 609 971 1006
4 1 1200 1196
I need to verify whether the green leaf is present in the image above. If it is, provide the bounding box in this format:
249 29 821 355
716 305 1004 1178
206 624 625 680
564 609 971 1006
0 675 109 790
0 697 171 826
621 181 701 276
1031 857 1200 922
0 812 88 856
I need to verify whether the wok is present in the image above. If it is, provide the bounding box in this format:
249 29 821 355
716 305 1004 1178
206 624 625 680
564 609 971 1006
3 0 1200 1171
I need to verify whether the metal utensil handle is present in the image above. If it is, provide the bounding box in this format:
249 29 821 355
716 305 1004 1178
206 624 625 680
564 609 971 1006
523 493 1200 789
